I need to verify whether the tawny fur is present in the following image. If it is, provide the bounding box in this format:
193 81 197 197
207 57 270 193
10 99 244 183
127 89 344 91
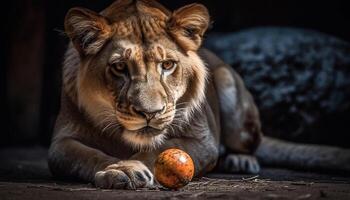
48 0 262 189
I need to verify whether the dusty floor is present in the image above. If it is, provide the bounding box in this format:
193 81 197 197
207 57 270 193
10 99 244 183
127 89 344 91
0 147 349 200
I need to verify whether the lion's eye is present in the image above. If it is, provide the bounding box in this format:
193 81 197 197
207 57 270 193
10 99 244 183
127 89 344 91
158 60 177 76
110 62 127 75
161 60 176 71
114 62 127 71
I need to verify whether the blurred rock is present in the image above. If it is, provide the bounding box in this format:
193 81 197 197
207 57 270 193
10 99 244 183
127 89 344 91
205 27 350 147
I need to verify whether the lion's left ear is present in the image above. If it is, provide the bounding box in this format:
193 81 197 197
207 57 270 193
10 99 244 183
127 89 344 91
168 3 209 52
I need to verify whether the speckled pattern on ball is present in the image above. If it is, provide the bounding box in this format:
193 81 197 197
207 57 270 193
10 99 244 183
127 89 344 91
154 149 194 189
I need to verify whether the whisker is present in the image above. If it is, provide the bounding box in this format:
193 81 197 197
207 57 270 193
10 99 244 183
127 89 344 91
173 117 190 126
102 121 116 133
176 102 189 106
171 123 184 130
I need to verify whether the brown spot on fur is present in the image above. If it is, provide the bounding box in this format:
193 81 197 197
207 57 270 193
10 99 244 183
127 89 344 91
124 48 132 59
157 46 165 60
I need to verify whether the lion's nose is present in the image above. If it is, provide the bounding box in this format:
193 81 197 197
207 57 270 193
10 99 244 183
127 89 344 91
131 105 165 120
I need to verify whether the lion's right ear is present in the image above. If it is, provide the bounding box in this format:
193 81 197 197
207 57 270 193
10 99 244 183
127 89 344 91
64 7 113 56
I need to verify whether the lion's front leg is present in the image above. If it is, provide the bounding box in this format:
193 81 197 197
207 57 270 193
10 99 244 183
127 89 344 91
49 125 156 190
49 138 156 189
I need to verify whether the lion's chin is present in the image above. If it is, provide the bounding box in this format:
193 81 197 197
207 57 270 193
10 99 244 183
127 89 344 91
121 128 167 151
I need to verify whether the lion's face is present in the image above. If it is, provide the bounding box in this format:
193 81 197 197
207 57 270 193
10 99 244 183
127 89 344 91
64 0 209 149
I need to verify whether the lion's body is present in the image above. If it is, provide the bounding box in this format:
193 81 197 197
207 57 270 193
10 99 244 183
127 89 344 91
48 0 261 188
48 0 350 189
49 45 261 182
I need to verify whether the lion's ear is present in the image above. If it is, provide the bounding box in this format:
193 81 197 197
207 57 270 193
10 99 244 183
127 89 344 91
168 4 209 52
64 7 113 56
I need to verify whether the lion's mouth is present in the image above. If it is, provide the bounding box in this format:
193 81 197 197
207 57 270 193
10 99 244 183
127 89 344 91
121 126 167 149
133 126 163 136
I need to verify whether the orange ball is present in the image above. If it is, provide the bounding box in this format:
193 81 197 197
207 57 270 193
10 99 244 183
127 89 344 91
154 148 194 189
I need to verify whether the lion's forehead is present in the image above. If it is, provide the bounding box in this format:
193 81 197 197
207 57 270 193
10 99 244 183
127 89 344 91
111 16 168 41
111 39 178 63
102 0 169 33
103 0 170 44
100 0 179 64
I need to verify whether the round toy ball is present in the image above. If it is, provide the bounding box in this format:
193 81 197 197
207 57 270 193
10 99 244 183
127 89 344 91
154 148 195 189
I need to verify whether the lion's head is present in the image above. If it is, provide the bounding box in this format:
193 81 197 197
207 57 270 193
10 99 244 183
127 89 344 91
63 0 209 150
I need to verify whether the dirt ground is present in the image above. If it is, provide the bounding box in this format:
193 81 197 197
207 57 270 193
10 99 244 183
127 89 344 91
1 147 349 200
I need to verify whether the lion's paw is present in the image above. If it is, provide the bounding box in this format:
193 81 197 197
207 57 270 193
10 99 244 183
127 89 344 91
220 154 260 174
95 160 154 189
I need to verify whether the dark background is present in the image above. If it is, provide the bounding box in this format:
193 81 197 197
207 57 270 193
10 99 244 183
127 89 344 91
1 0 349 147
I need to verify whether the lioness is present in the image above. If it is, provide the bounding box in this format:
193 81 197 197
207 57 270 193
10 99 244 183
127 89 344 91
49 0 350 189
